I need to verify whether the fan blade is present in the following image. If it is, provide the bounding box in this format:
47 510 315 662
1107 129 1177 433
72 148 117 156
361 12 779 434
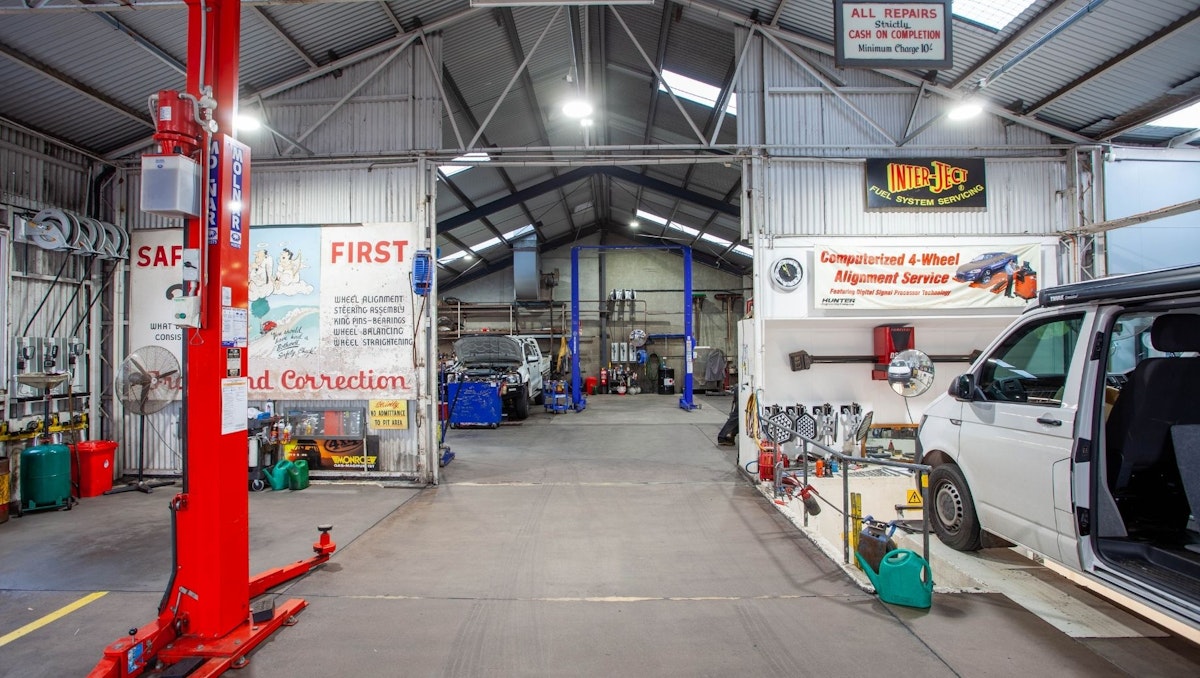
129 354 151 377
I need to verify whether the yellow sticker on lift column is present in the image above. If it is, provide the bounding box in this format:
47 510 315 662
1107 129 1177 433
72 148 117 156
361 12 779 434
905 489 923 506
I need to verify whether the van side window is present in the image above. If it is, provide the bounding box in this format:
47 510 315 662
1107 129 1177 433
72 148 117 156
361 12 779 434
977 314 1084 405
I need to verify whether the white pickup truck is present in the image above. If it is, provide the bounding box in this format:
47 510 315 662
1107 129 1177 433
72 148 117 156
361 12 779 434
452 335 548 420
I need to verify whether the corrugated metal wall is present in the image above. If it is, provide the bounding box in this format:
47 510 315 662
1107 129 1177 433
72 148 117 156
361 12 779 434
733 30 1071 237
0 126 93 212
737 30 1063 157
1 126 117 488
764 158 1068 236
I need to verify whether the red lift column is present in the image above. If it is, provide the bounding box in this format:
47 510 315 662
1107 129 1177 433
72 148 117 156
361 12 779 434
171 0 250 641
91 1 333 675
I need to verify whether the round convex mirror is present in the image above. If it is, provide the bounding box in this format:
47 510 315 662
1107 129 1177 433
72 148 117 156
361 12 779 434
887 349 935 397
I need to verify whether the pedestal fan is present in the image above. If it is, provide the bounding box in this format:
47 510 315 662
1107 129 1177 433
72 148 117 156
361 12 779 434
108 345 179 494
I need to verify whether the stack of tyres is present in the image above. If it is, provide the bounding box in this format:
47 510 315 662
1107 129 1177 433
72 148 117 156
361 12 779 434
21 443 72 512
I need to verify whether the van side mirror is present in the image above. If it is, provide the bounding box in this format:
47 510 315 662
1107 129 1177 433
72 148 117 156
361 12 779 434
949 374 975 401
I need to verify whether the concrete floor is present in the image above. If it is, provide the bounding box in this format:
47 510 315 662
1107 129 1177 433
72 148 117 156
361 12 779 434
2 394 1199 677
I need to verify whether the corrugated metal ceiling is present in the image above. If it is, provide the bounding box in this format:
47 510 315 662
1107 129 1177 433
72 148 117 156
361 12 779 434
1 0 1197 286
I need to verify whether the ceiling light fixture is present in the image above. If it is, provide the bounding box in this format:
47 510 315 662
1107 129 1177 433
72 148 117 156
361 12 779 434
629 219 639 229
235 114 261 131
948 99 983 121
561 64 593 119
562 100 593 119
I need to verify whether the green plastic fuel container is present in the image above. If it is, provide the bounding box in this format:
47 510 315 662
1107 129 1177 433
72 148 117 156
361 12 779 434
287 459 310 491
20 443 72 512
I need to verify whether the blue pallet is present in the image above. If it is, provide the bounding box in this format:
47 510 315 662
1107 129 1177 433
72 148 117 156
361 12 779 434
446 382 503 427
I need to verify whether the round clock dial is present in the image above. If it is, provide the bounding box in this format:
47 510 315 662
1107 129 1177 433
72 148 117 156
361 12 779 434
771 257 803 291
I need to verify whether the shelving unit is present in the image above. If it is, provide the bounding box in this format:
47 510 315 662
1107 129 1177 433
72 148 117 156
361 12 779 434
437 300 566 340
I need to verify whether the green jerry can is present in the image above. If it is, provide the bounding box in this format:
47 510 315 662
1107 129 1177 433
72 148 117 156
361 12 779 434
20 443 72 512
287 459 310 491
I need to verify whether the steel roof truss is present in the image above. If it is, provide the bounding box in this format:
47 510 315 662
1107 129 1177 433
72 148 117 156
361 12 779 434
93 12 185 74
759 29 896 145
253 7 319 68
0 41 152 129
284 38 415 155
609 6 707 146
1026 7 1200 117
467 6 562 151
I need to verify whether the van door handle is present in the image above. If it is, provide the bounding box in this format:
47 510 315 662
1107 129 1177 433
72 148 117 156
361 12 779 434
1036 416 1062 426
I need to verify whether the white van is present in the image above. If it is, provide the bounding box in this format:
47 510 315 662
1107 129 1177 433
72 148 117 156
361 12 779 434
917 265 1200 628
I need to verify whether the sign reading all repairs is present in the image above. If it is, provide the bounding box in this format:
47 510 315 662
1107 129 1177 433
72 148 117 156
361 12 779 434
834 1 953 69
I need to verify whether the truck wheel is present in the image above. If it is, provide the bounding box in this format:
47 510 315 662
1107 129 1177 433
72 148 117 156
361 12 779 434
534 391 545 406
929 464 982 551
513 389 530 420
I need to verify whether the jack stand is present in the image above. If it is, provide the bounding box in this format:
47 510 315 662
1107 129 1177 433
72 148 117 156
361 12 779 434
89 526 336 678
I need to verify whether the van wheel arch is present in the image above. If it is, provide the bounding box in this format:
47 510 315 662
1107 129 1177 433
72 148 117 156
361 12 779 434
928 463 983 552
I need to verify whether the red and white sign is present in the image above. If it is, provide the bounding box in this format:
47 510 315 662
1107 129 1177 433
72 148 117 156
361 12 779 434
834 1 952 69
129 229 186 363
130 223 419 400
813 244 1042 310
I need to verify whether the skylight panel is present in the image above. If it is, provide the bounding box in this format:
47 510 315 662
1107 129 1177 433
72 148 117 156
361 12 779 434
659 70 736 116
636 209 669 226
636 209 751 260
700 232 732 248
1144 101 1200 129
953 0 1035 31
666 222 700 238
437 250 471 265
470 224 537 254
438 152 491 179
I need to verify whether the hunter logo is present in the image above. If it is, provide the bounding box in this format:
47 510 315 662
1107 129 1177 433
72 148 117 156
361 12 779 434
887 160 968 194
822 297 856 306
865 157 987 210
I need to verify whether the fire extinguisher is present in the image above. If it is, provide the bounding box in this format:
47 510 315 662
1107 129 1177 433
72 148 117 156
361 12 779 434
152 89 203 157
600 367 608 393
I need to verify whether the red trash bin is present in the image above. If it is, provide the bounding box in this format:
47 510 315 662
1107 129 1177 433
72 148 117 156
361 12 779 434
73 440 118 497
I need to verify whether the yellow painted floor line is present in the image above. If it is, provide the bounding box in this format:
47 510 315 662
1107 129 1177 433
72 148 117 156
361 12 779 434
0 591 108 648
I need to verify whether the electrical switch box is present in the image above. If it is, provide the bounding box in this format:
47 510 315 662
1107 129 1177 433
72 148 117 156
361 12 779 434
66 337 87 393
873 325 914 380
42 338 67 394
141 154 201 218
10 337 43 398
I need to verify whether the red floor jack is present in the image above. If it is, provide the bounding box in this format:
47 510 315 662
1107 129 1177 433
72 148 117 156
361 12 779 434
89 524 336 677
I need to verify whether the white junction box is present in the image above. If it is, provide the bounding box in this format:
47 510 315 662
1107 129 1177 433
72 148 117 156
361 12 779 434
141 154 201 218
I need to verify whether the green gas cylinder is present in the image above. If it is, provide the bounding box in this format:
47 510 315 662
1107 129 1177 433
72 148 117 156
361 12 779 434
20 443 72 512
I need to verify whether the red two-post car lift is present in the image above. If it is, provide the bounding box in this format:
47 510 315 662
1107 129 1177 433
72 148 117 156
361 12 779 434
89 2 334 675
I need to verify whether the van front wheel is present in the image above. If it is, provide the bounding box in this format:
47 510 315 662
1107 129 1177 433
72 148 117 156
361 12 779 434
929 464 982 551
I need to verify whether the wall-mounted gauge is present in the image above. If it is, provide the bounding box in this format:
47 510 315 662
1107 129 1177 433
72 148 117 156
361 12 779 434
770 257 804 291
